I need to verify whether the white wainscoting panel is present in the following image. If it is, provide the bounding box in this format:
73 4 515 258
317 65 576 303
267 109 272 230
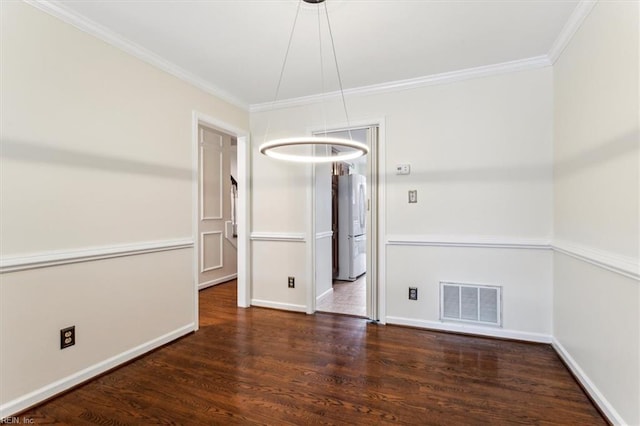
0 323 195 419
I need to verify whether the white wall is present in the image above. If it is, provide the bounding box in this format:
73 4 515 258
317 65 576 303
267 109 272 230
0 2 248 416
250 66 554 340
552 2 640 424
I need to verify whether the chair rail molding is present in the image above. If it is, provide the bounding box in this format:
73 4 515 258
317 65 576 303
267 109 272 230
0 239 194 274
315 231 334 240
250 232 306 242
386 235 552 250
552 239 639 281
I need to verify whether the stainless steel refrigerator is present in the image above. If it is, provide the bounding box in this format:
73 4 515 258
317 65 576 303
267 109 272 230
336 174 366 281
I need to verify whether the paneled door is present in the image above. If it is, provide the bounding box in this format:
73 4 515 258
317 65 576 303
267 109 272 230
198 125 233 287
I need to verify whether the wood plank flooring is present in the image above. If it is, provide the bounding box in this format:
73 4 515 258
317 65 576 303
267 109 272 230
21 281 606 425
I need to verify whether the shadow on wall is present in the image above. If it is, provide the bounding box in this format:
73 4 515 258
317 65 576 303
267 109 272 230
554 130 638 177
11 129 626 185
1 139 192 180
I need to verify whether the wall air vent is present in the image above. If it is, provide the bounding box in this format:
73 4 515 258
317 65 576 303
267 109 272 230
440 282 502 326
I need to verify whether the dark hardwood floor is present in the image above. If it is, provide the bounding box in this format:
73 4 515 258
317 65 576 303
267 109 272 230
21 281 606 425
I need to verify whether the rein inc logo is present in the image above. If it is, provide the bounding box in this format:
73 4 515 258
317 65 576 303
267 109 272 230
1 417 34 424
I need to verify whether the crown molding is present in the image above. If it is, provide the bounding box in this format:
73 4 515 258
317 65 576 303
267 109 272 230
24 0 249 110
547 0 598 64
250 55 551 113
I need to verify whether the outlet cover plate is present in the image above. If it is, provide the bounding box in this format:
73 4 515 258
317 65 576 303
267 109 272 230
409 287 418 300
60 326 75 349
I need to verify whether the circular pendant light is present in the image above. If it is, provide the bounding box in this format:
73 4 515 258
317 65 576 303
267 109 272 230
258 0 366 164
260 137 369 163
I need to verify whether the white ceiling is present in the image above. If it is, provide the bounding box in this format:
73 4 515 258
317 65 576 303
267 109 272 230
52 0 580 108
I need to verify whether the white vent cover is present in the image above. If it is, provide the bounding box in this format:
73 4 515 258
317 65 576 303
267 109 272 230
440 282 502 326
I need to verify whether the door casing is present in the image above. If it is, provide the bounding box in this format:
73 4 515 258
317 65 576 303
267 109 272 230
308 118 386 323
192 111 250 330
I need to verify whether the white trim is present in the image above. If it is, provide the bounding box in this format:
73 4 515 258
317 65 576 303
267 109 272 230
377 119 387 324
0 323 195 419
24 0 248 110
198 273 237 290
552 338 624 425
200 231 223 272
315 231 333 239
386 235 552 250
386 316 552 344
236 135 250 308
0 239 193 274
250 299 307 313
316 287 333 302
552 239 639 281
250 232 306 242
250 56 551 112
548 1 598 64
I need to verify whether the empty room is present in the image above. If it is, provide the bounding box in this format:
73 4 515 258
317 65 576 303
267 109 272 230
1 0 638 424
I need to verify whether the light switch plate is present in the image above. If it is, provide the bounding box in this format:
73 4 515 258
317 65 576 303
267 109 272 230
396 164 411 175
408 190 417 203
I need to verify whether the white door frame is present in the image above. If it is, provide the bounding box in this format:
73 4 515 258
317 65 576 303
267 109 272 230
192 111 250 330
308 117 386 323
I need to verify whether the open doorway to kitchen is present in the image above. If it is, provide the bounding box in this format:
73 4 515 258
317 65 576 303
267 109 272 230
313 125 379 319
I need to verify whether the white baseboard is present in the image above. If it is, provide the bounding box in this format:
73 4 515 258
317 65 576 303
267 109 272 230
198 274 237 290
385 316 552 343
316 287 333 302
551 338 623 425
0 323 195 419
251 299 307 313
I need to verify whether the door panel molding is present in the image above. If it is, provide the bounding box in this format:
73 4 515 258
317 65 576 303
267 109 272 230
200 231 223 272
199 134 223 221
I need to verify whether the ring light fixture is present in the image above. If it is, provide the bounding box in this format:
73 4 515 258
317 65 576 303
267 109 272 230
259 137 369 163
258 0 367 163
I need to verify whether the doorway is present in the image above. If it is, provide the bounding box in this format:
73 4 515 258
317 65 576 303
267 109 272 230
192 112 250 330
313 125 379 319
197 125 238 290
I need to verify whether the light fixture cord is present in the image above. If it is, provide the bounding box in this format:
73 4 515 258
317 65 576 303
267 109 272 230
318 3 327 139
264 0 303 144
323 1 353 142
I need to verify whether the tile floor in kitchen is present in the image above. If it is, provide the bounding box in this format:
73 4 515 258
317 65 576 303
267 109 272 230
316 274 366 317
